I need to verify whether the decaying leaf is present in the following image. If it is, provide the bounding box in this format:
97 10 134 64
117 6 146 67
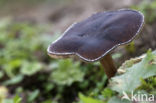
109 50 156 94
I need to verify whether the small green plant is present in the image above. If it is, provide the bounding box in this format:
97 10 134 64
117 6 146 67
0 19 53 102
0 19 47 78
50 59 85 86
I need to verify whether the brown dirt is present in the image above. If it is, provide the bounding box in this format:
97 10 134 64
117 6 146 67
0 0 139 31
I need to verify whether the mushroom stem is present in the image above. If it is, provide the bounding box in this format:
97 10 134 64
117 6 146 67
100 54 117 78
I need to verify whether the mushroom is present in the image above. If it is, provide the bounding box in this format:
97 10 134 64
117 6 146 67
47 9 144 78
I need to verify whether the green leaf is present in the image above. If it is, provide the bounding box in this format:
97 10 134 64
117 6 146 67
79 93 104 103
110 50 156 93
51 59 84 86
3 59 22 77
13 95 22 103
28 90 40 102
3 75 24 86
0 71 4 79
108 96 130 103
101 88 114 100
21 61 43 76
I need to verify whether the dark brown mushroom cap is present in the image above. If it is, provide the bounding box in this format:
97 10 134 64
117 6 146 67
47 9 144 62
